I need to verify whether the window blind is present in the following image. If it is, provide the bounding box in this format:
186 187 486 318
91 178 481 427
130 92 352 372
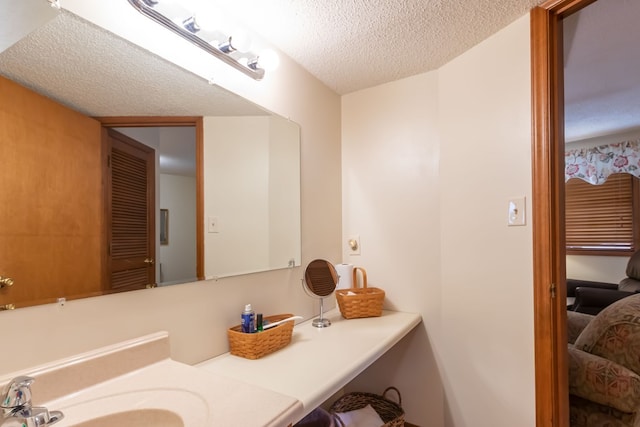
566 173 637 253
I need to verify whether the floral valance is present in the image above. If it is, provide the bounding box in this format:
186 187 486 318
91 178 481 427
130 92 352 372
565 140 640 185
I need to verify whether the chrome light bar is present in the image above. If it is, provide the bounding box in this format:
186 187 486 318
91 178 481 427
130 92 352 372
127 0 266 80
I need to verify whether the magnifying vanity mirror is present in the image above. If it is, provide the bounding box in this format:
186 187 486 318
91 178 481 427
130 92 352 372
303 259 338 328
0 4 301 310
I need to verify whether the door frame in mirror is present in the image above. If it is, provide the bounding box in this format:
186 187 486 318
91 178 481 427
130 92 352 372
97 116 204 281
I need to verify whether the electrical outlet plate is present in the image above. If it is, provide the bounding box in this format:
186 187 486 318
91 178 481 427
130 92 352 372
508 197 526 226
348 235 361 255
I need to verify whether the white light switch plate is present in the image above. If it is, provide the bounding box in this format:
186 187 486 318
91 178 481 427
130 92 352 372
208 216 220 233
508 197 526 226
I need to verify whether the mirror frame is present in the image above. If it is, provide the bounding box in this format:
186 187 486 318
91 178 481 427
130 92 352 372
97 116 205 282
303 259 338 298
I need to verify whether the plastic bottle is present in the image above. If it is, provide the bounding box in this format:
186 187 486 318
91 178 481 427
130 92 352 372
241 304 256 333
257 313 264 332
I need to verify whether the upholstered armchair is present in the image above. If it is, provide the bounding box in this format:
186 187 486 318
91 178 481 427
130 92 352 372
567 294 640 426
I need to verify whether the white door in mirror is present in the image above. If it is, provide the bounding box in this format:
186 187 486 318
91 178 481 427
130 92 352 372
508 197 526 226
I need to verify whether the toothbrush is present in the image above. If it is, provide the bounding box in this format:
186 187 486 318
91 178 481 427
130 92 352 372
262 315 303 330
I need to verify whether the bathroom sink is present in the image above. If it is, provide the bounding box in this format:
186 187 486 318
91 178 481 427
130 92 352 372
70 408 183 427
5 333 303 426
55 388 209 427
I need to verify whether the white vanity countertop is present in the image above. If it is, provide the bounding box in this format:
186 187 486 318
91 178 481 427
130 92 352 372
44 358 302 427
1 331 302 427
2 310 420 427
197 309 422 422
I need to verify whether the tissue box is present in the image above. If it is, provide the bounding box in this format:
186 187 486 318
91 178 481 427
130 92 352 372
227 313 294 359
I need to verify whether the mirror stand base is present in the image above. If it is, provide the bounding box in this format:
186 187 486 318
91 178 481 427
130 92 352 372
312 318 331 328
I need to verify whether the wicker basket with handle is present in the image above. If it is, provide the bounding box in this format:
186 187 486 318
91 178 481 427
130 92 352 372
330 387 405 427
335 267 385 319
227 313 294 359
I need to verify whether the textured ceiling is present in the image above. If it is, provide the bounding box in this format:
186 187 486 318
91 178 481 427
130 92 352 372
563 0 640 141
0 1 549 115
215 0 546 94
0 10 269 118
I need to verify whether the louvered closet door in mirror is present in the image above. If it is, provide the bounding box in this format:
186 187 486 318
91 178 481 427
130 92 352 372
107 129 156 291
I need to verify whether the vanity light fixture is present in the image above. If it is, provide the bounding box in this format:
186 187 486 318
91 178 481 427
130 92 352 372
127 0 279 80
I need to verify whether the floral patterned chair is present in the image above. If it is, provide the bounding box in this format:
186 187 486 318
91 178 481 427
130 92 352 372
567 293 640 426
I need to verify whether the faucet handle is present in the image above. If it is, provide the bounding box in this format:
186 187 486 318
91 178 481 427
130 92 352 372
1 376 34 410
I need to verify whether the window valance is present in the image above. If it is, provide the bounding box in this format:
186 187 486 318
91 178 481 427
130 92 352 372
565 140 640 185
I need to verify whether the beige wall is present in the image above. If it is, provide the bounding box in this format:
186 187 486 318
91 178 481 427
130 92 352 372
204 116 271 277
268 117 302 268
342 15 534 427
203 116 302 278
341 71 442 424
566 256 628 283
159 173 197 285
439 15 534 427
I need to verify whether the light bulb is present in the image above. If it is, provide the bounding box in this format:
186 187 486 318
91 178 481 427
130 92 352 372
176 0 200 11
218 30 252 54
254 49 280 71
229 29 252 53
194 5 222 31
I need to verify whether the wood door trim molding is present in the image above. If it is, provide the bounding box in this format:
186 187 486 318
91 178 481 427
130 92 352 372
97 116 204 281
95 116 201 127
540 0 598 16
531 6 567 426
531 1 596 426
194 117 204 281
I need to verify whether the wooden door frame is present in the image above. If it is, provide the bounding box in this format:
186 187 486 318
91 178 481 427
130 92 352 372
96 116 204 282
531 1 597 426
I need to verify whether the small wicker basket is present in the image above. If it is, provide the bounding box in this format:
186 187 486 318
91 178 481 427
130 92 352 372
227 313 294 359
330 387 405 427
335 267 385 319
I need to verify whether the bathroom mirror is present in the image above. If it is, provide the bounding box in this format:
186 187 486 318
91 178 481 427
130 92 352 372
303 259 338 328
0 6 301 309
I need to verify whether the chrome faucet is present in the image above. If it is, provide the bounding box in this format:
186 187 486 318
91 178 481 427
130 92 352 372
1 376 64 427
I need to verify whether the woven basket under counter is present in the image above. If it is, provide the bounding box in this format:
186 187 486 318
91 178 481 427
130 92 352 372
227 313 294 360
330 387 405 427
335 267 385 319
